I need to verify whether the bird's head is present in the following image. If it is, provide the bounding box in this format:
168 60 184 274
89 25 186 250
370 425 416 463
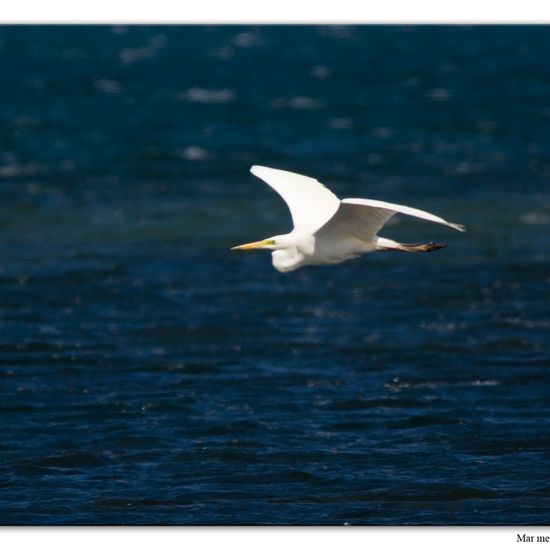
231 233 308 272
231 235 286 251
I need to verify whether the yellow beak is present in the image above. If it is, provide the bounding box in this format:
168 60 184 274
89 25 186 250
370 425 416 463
231 239 273 251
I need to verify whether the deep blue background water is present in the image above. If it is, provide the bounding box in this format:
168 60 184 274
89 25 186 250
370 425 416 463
0 25 549 525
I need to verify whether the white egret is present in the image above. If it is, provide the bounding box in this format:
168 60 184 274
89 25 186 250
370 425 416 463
232 166 465 273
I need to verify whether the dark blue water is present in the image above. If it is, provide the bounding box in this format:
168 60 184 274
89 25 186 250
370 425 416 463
0 25 549 525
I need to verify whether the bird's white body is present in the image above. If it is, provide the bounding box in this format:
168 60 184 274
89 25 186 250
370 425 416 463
232 166 465 273
270 230 371 273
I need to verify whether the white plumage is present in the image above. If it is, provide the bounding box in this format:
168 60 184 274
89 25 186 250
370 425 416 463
232 166 465 273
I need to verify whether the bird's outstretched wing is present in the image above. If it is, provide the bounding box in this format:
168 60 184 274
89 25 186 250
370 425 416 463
316 197 465 242
250 166 341 232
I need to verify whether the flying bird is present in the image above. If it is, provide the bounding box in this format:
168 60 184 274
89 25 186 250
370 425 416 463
232 166 465 273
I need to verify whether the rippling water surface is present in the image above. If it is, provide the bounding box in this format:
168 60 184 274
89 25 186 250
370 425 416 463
0 25 549 525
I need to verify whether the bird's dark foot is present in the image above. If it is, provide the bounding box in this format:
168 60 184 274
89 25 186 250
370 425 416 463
419 242 446 252
398 242 447 252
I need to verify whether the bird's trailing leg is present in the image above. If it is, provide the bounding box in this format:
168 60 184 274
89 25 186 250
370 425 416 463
376 237 446 253
395 241 446 252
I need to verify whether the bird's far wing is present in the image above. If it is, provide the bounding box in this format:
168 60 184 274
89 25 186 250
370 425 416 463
314 201 397 244
315 198 465 244
250 166 341 232
341 198 466 232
